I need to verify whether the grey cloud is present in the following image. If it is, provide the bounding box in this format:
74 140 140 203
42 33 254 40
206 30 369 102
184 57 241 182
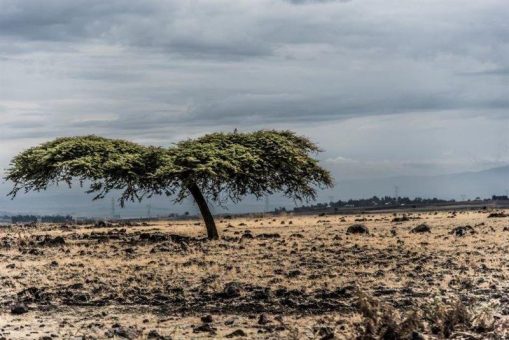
0 0 273 59
285 0 349 4
1 0 509 181
460 68 509 77
1 0 507 63
0 1 155 41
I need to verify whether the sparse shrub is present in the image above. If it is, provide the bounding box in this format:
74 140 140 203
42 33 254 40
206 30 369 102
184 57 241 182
354 290 422 339
422 297 471 337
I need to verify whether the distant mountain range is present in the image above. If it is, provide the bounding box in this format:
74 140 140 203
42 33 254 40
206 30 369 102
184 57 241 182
1 165 508 217
323 165 509 201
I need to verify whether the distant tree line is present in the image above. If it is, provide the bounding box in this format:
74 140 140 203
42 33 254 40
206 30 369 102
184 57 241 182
11 214 73 224
294 196 455 213
11 215 38 223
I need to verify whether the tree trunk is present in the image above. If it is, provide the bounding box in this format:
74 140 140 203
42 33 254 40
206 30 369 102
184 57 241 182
188 183 219 240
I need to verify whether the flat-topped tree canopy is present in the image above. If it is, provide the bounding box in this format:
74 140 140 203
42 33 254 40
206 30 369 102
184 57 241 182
166 130 333 202
5 130 333 240
5 135 173 204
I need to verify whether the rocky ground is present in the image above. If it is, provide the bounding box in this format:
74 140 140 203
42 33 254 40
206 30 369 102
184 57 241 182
1 210 509 339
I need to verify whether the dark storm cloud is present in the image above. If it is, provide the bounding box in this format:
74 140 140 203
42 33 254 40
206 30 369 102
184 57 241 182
2 0 506 62
0 1 155 41
0 0 273 59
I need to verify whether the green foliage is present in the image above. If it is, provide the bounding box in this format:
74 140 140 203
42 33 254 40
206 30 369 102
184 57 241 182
5 130 333 206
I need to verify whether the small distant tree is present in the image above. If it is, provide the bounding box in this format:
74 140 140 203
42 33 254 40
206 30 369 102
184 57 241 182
5 130 333 240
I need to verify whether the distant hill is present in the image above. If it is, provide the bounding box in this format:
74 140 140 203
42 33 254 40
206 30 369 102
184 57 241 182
324 165 509 201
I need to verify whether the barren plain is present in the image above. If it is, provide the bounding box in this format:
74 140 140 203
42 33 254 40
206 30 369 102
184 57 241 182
1 210 509 339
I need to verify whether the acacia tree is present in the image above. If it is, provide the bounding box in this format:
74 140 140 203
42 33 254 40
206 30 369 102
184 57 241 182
5 130 333 240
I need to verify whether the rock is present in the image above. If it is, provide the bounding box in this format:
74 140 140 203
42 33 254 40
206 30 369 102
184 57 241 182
37 235 65 247
147 330 172 339
27 248 43 255
139 232 169 242
223 282 242 298
147 330 159 339
392 215 410 222
411 224 431 233
252 288 271 300
240 231 254 241
225 329 247 338
287 270 301 278
49 236 65 246
111 325 140 339
95 220 108 227
256 233 281 239
315 326 335 340
346 224 369 234
201 315 213 323
258 313 271 325
411 331 426 340
11 303 29 315
488 212 509 218
193 323 217 334
450 225 475 237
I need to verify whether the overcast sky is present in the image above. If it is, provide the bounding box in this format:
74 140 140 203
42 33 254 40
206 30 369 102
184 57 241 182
1 0 509 183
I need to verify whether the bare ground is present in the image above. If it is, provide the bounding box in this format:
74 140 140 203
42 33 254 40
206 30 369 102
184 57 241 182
1 210 509 339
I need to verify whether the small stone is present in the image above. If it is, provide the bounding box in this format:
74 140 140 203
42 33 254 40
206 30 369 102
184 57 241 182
411 224 431 233
11 304 29 315
287 270 301 278
450 225 474 237
193 324 216 334
411 331 426 340
346 224 369 234
147 329 172 339
223 282 241 298
316 326 335 340
225 329 247 338
258 313 271 325
201 315 213 323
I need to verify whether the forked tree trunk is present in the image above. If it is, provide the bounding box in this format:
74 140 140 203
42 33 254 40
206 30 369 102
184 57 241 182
188 183 219 240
